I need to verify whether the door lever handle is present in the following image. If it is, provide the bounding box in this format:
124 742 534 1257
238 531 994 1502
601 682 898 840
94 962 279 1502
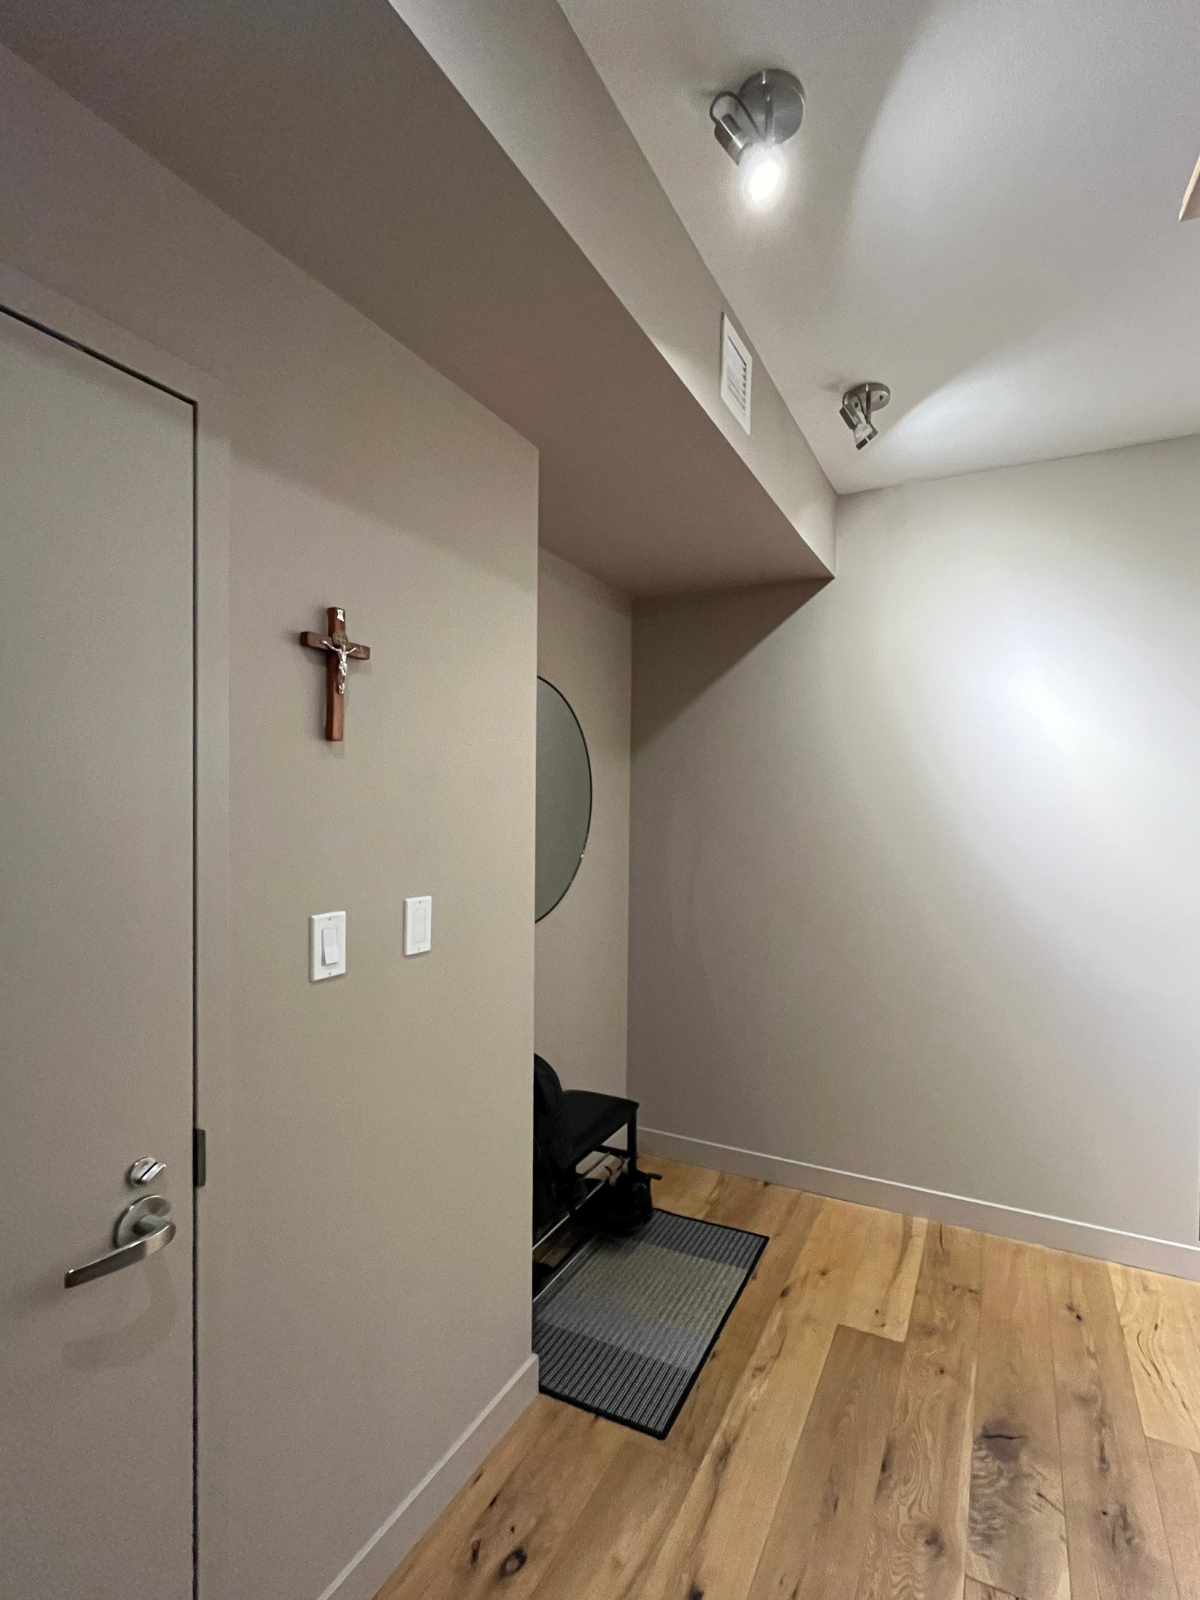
64 1195 174 1288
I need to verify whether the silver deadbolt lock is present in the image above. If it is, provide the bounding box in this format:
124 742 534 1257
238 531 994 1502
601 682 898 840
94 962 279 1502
127 1156 166 1187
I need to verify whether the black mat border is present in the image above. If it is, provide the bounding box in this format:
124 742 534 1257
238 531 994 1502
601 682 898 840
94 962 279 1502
535 1207 770 1440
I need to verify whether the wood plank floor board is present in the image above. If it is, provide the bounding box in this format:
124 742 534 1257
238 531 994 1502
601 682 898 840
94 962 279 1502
377 1400 624 1600
842 1209 929 1344
378 1166 1200 1600
854 1223 983 1600
526 1433 693 1600
633 1197 871 1600
1110 1264 1200 1453
694 1169 787 1230
745 1325 905 1600
668 1183 825 1468
1047 1249 1178 1600
967 1235 1069 1600
648 1157 726 1216
1148 1439 1200 1600
374 1395 556 1600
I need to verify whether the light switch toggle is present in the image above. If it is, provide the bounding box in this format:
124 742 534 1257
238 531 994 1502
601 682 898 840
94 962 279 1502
310 911 347 981
404 896 432 956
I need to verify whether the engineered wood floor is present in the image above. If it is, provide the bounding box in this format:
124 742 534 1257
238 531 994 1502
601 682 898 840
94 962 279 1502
375 1159 1200 1600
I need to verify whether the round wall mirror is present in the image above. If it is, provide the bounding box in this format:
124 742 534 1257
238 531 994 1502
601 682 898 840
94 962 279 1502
535 677 592 922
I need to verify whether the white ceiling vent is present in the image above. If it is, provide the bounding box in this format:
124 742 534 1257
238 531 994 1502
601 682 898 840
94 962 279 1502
720 314 752 434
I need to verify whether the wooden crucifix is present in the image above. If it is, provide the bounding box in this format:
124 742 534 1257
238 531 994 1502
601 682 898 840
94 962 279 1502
300 607 371 741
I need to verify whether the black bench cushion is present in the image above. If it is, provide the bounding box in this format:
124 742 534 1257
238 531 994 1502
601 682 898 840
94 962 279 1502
557 1090 638 1172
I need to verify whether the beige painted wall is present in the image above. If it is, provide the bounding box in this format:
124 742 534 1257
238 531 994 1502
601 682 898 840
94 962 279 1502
632 435 1200 1253
0 46 537 1600
536 551 631 1098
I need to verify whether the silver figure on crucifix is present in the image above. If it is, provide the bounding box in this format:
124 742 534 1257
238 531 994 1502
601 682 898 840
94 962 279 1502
329 636 351 695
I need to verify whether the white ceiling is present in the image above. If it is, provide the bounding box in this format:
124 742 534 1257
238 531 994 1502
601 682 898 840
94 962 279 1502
558 0 1200 493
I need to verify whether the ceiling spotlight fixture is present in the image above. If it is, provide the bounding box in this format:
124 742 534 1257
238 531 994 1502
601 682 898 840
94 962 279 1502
710 69 804 210
840 383 890 449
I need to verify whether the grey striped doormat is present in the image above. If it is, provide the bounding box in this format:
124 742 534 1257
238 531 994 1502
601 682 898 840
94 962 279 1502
533 1208 768 1438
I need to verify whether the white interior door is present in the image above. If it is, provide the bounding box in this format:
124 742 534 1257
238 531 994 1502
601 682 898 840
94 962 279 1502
0 307 195 1598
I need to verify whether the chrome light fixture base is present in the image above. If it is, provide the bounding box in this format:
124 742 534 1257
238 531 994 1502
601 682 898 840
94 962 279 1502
711 69 805 164
840 382 891 449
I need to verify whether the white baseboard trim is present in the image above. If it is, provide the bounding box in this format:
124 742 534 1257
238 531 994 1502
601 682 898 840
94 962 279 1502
643 1127 1200 1284
316 1353 540 1600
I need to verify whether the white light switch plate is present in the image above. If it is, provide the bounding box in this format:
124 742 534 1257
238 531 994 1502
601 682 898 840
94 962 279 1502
310 911 346 981
404 895 432 956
